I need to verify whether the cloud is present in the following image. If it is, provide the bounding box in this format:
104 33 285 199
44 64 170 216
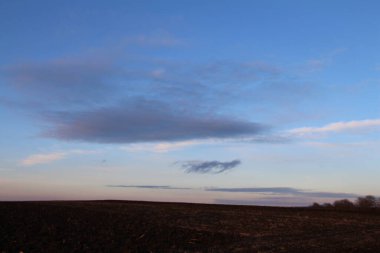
42 100 265 143
1 40 317 145
304 59 328 72
122 140 202 153
193 61 281 84
205 187 358 198
303 140 380 149
21 152 66 166
106 185 191 190
151 141 198 152
21 149 99 166
121 135 290 153
245 135 292 144
106 184 358 199
123 33 182 47
179 159 241 174
289 119 380 137
2 58 117 106
214 197 315 207
300 48 346 73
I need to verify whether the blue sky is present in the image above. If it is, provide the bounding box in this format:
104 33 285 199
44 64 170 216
1 0 380 206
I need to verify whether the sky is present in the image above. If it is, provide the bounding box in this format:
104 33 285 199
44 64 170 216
1 0 380 206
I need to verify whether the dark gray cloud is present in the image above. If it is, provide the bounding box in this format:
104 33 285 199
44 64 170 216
179 159 241 174
42 101 265 143
206 187 358 198
106 185 191 190
1 56 278 144
1 45 315 144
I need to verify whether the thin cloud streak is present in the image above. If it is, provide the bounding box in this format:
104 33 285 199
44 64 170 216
105 185 359 205
122 140 202 153
106 185 192 190
21 152 66 166
206 187 358 198
289 119 380 136
214 198 315 207
21 149 100 166
180 159 241 174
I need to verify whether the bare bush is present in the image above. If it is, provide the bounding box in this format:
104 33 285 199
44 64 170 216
333 199 354 209
355 195 377 209
311 195 380 210
322 203 333 208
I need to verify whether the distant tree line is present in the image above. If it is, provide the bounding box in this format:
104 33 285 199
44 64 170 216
311 195 380 209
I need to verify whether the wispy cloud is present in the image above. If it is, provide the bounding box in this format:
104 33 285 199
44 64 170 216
21 152 67 166
106 185 191 190
245 135 291 144
123 33 182 47
3 58 117 106
214 197 315 207
206 187 358 198
104 184 359 206
152 141 199 152
21 149 99 166
304 59 328 72
122 140 202 153
289 119 380 137
303 140 380 149
179 159 241 174
301 48 346 73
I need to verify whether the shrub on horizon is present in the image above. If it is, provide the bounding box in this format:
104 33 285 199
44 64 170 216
333 199 355 209
355 195 377 209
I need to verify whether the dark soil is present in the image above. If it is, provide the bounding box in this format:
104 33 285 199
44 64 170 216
1 200 380 252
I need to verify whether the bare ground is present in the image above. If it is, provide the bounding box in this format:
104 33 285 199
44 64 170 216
1 200 380 252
